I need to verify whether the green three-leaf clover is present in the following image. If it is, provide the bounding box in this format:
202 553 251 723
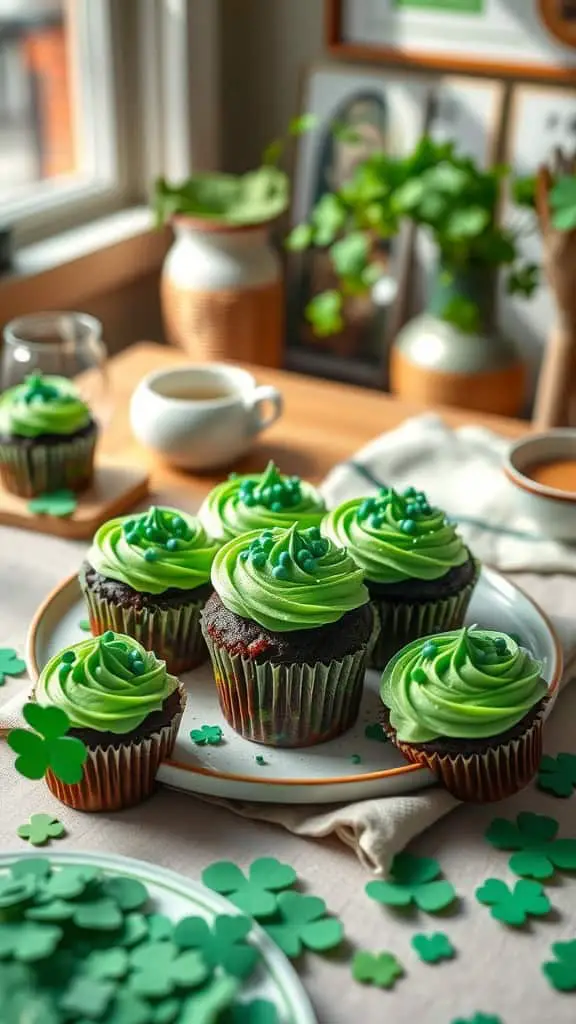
128 941 209 998
411 932 455 964
475 878 551 927
264 892 343 958
190 725 223 746
365 853 457 913
202 858 296 919
0 648 26 685
7 703 88 784
485 812 576 880
537 753 576 797
451 1015 504 1024
543 939 576 992
28 490 77 518
352 950 404 989
17 814 65 847
174 914 260 980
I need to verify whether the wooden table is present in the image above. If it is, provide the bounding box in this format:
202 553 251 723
106 342 526 502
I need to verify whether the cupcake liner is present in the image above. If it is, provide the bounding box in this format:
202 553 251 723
45 686 186 812
383 708 545 803
203 630 367 747
0 429 97 498
369 565 479 670
81 584 207 676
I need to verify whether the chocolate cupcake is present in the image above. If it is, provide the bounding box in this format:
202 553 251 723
380 627 548 801
323 488 479 669
202 524 373 747
34 630 185 811
80 506 220 674
198 460 326 542
0 372 97 497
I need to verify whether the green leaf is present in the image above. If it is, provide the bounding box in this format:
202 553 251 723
507 262 539 298
423 162 470 195
445 207 490 240
512 174 537 209
352 950 404 989
285 224 313 252
289 113 318 136
441 296 480 334
411 932 455 964
305 290 344 337
552 206 576 232
392 178 426 213
330 232 369 278
311 194 346 247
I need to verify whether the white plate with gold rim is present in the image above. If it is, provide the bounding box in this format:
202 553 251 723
26 569 562 805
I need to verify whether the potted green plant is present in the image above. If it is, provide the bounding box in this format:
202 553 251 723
153 115 315 367
288 137 539 415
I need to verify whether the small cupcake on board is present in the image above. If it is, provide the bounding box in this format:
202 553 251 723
80 506 220 674
323 487 478 668
35 630 185 811
198 460 325 542
201 523 372 747
380 626 548 801
0 372 97 497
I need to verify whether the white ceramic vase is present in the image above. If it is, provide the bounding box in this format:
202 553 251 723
160 217 284 367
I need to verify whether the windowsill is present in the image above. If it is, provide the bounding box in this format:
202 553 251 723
0 207 171 319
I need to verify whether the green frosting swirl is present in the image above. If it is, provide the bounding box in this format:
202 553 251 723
35 630 179 735
322 488 469 583
198 461 326 541
0 373 91 438
380 627 547 743
211 523 369 631
87 506 220 594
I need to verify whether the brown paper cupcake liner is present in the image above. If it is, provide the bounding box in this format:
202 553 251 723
45 686 186 811
203 630 367 748
383 710 544 802
81 585 207 675
0 430 97 498
369 565 480 671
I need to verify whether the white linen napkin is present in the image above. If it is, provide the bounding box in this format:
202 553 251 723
321 413 576 574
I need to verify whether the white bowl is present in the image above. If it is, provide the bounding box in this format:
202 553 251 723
505 430 576 542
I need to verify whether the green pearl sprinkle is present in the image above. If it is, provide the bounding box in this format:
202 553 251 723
166 538 178 552
252 552 266 569
271 502 283 512
422 641 438 659
131 659 145 675
144 548 158 562
273 565 288 580
411 668 428 684
279 551 291 567
240 551 249 562
61 650 76 664
401 519 417 535
302 558 315 573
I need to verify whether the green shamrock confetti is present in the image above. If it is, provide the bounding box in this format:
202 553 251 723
411 932 455 964
475 878 551 927
263 891 343 958
351 754 362 764
451 1016 503 1024
102 876 149 911
7 702 88 784
202 858 297 919
79 619 91 632
0 647 26 685
222 998 279 1023
174 914 260 980
28 490 77 518
0 873 38 909
365 853 457 913
364 723 388 743
255 756 267 766
17 814 65 847
180 976 239 1024
538 753 576 797
542 939 576 992
485 812 576 880
128 941 209 998
351 950 404 989
85 947 130 980
0 921 63 962
190 725 223 746
60 976 116 1019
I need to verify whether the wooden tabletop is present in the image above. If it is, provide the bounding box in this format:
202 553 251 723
104 342 527 500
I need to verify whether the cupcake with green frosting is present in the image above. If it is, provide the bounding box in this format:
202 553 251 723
0 372 97 497
35 630 185 811
201 523 373 747
323 487 479 668
380 626 548 801
80 505 220 673
198 460 326 542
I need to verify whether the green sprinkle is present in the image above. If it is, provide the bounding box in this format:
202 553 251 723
61 651 76 664
422 641 438 659
131 660 145 676
166 538 179 552
255 755 267 766
261 539 273 553
371 515 384 529
79 620 91 632
242 494 256 507
404 487 417 497
351 754 362 765
411 668 428 684
271 502 283 512
302 558 316 573
273 566 288 580
240 551 249 562
144 548 158 562
401 519 417 535
252 552 266 569
279 551 291 568
296 550 309 567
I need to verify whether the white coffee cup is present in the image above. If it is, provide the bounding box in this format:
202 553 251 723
130 364 283 470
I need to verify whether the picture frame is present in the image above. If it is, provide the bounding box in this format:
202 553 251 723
497 83 576 396
286 62 431 388
326 0 576 82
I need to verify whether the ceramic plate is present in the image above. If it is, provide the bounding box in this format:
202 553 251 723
0 850 315 1023
26 569 562 805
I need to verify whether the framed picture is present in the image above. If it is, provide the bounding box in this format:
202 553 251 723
287 63 430 387
498 84 576 395
408 77 505 317
326 0 576 81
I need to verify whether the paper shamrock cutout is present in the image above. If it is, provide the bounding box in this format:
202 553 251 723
351 950 404 989
85 947 130 980
351 754 362 765
202 858 297 919
0 647 26 685
180 975 239 1024
102 876 149 911
17 814 65 847
543 939 576 991
174 914 260 979
0 874 39 909
255 756 267 766
364 723 388 743
222 998 279 1023
537 753 576 797
0 921 63 962
451 1016 503 1024
485 812 576 880
411 932 455 964
28 489 77 518
190 724 223 746
263 891 343 958
8 702 88 784
365 853 457 913
60 976 116 1019
475 878 551 926
128 941 209 998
